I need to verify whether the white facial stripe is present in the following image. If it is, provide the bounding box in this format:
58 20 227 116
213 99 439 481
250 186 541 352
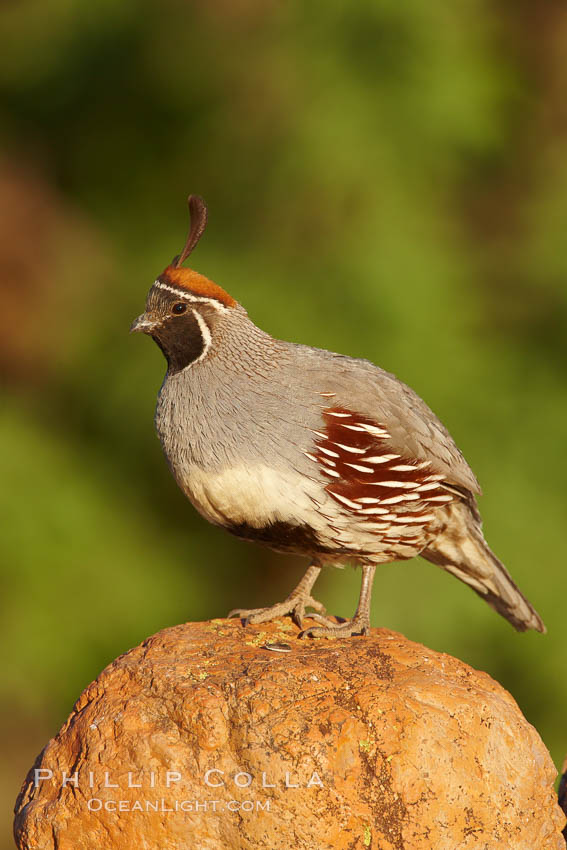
190 309 212 366
153 280 229 313
154 280 195 299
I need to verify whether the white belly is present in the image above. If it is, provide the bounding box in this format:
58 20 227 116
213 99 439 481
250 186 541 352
173 462 427 565
178 463 316 529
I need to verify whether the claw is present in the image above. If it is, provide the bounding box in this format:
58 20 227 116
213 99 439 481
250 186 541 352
226 595 326 629
227 609 252 621
299 617 370 640
227 608 271 626
300 612 344 628
227 565 326 631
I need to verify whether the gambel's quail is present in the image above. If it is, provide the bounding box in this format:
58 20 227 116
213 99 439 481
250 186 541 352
131 195 545 638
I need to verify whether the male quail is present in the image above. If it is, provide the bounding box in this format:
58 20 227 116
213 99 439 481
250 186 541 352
131 195 545 638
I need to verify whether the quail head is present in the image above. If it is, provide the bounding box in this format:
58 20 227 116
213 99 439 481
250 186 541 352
131 195 545 639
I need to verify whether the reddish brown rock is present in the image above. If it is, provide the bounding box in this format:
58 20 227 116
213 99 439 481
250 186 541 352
14 620 564 849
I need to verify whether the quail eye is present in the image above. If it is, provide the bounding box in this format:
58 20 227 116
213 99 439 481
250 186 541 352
171 302 187 315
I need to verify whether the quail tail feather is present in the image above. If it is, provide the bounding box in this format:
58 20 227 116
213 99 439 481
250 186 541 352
421 500 545 634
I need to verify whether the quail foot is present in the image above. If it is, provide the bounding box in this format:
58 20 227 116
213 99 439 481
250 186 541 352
131 195 545 639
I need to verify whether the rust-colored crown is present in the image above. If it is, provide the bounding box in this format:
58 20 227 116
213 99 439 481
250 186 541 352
161 195 236 308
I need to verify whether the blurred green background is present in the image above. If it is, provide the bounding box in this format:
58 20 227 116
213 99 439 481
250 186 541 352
1 0 566 843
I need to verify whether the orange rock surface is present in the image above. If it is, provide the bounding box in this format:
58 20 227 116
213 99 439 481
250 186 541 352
14 620 564 849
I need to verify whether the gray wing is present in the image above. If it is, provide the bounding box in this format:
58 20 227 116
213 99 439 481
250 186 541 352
296 347 481 495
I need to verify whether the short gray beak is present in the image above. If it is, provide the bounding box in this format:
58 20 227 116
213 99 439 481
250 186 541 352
130 314 156 334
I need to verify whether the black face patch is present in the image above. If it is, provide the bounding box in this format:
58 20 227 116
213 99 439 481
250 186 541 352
151 310 207 373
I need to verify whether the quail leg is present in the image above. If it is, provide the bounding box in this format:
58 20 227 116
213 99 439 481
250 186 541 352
227 564 326 628
299 565 376 639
